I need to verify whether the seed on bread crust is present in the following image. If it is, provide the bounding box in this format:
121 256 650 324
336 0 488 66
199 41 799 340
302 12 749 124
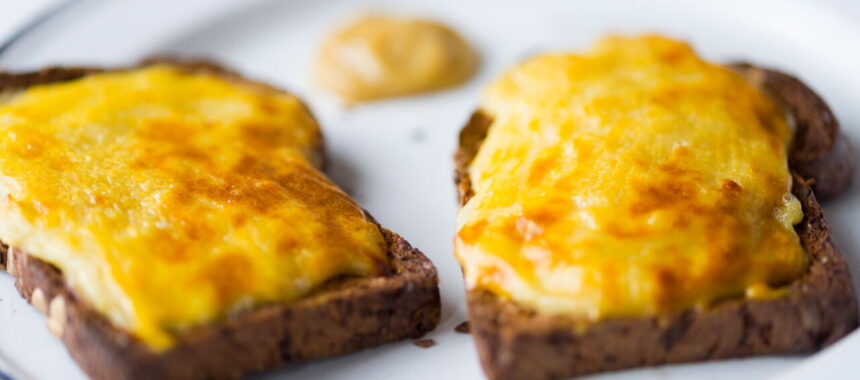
46 296 67 337
6 247 16 277
31 288 48 314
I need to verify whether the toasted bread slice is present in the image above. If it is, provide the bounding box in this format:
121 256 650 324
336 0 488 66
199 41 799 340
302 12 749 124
453 66 858 380
0 60 440 380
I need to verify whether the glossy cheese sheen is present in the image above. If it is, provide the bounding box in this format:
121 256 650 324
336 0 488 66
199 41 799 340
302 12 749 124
0 66 389 349
455 36 806 320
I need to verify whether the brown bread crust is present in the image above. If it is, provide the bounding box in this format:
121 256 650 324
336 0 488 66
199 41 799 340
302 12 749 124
0 61 441 380
454 67 858 380
7 228 438 380
730 63 854 200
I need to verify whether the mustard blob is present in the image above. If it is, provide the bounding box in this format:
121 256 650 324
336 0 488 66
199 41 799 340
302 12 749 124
314 15 478 102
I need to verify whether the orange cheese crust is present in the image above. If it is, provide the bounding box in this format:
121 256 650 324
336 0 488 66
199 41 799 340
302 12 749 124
0 65 389 349
454 36 806 320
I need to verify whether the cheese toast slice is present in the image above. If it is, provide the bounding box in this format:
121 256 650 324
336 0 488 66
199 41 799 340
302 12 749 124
0 59 441 380
453 36 857 380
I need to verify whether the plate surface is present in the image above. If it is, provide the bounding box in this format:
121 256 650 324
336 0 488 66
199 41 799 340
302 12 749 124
1 1 860 379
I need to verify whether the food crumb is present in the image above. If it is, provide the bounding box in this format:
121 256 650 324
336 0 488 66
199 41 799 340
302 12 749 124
455 321 470 334
413 339 436 348
411 128 426 143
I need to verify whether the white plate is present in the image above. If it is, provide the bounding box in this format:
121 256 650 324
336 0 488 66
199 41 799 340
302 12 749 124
1 1 860 379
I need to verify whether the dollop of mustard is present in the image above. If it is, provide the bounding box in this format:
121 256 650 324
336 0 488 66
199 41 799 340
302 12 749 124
314 15 478 102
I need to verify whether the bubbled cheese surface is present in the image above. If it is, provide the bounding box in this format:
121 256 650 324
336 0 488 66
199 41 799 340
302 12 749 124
0 66 389 349
455 36 806 320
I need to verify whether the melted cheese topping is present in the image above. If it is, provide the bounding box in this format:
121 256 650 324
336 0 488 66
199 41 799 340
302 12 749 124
0 66 389 349
455 36 806 320
314 15 478 102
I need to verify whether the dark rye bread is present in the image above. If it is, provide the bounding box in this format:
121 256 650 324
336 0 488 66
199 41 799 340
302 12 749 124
453 66 858 380
0 60 441 380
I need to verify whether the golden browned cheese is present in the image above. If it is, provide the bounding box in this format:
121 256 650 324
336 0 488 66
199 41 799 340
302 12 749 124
0 66 389 349
455 36 806 320
314 15 478 102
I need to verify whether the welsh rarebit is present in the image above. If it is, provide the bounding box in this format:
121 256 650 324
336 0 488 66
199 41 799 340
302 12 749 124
453 36 857 379
0 59 440 380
